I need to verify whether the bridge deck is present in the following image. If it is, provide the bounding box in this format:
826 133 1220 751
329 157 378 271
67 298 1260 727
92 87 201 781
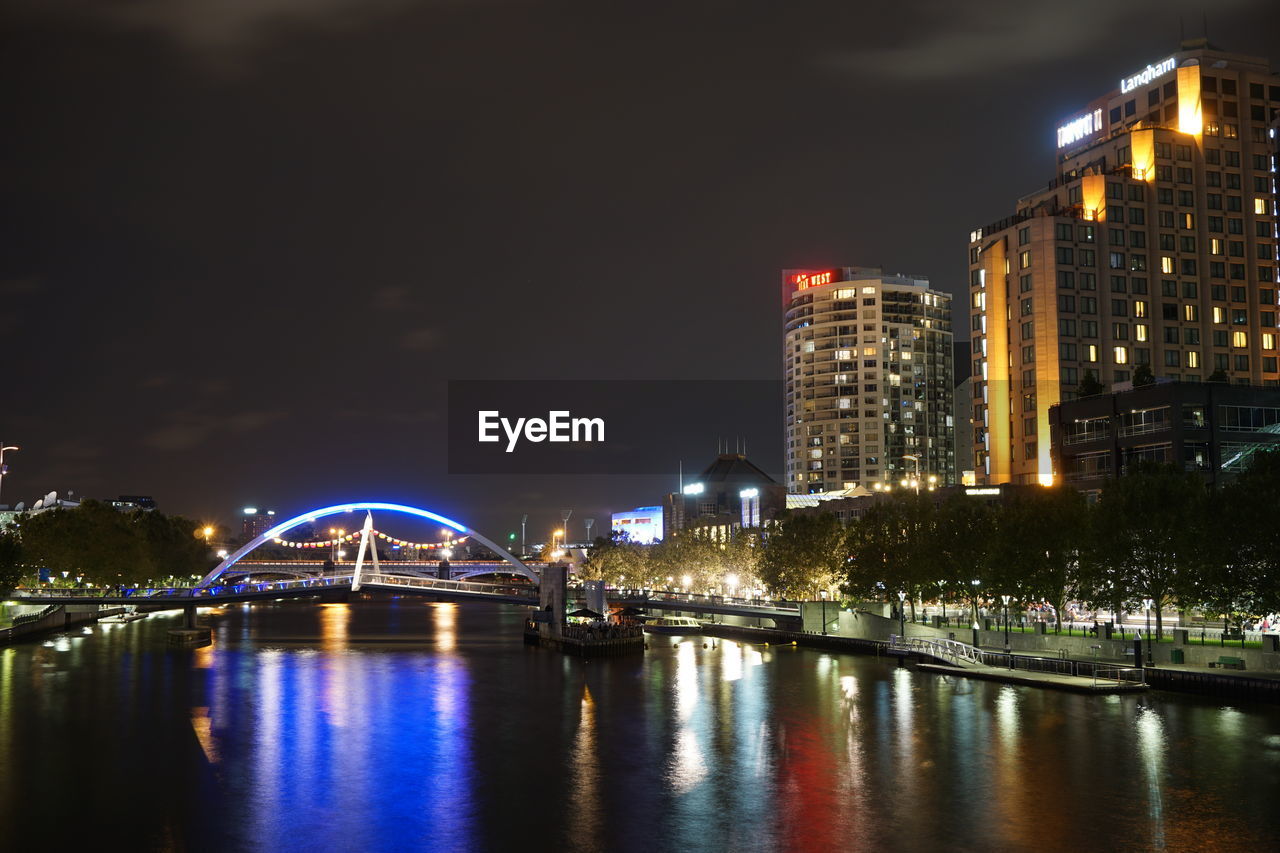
9 577 798 619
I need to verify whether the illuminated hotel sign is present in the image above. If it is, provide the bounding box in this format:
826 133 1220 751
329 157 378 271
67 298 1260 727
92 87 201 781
1057 108 1104 149
793 271 834 291
1120 56 1176 93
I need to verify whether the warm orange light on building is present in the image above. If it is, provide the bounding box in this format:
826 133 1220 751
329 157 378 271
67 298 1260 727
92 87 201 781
983 239 1012 484
1080 174 1106 221
1130 129 1155 182
1176 64 1202 139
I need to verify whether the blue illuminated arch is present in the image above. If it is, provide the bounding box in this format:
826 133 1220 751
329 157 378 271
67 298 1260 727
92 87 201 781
198 502 538 586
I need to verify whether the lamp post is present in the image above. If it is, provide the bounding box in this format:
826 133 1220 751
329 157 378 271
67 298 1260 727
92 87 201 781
897 590 906 640
1001 594 1012 662
0 442 18 507
820 588 829 635
903 454 921 495
1143 598 1154 664
202 526 214 546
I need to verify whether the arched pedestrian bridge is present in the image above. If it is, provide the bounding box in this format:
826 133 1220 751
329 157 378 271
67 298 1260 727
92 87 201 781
12 499 801 624
200 501 538 587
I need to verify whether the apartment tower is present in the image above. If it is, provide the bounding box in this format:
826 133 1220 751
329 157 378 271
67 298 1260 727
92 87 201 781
783 267 954 494
968 40 1280 485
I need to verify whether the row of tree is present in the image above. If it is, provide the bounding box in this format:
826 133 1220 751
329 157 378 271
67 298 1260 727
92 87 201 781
583 450 1280 636
0 500 215 589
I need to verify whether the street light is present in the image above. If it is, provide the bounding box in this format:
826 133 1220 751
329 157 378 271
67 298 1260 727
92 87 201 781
1001 594 1012 664
0 442 18 507
897 590 906 640
1143 597 1154 664
903 454 921 495
202 526 214 545
820 588 829 635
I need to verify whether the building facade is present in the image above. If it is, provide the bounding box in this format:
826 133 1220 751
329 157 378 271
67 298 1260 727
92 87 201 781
240 507 277 542
783 267 954 494
610 506 664 544
969 41 1280 485
1050 380 1280 495
664 453 785 539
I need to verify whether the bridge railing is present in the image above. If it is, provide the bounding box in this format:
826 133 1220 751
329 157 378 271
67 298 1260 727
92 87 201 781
195 577 355 598
362 574 537 598
605 588 799 612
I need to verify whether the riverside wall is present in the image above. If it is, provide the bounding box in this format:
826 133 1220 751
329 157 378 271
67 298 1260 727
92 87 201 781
798 603 1280 672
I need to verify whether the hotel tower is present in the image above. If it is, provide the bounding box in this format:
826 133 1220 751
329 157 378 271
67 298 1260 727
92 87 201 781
783 267 954 494
968 39 1280 485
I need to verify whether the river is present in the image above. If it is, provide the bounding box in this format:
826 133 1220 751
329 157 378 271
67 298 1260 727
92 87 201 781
1 600 1276 852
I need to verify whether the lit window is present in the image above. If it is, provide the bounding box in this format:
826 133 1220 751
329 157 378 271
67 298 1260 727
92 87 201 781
835 350 851 360
1086 345 1099 362
1161 257 1175 274
802 341 815 352
1233 331 1248 348
1135 324 1149 342
835 288 856 299
1133 300 1147 318
1186 351 1200 368
862 346 877 356
1114 346 1128 364
1184 304 1198 322
1213 307 1227 323
862 286 876 295
1264 333 1276 350
1257 199 1269 215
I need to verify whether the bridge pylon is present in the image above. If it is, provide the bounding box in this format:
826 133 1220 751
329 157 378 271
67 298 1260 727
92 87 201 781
350 511 380 592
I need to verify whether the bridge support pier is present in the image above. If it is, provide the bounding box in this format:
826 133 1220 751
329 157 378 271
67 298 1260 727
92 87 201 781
167 605 212 648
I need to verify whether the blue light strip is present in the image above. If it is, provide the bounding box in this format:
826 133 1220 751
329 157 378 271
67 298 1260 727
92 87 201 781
259 502 468 541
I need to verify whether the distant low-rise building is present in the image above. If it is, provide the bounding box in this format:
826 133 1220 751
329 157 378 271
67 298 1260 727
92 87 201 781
611 506 664 544
665 453 786 539
1049 380 1280 495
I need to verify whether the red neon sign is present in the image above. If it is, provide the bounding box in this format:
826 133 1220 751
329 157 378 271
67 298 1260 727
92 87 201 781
793 271 834 291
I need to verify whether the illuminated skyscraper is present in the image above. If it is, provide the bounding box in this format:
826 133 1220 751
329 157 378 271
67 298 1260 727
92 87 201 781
968 40 1280 485
783 267 954 494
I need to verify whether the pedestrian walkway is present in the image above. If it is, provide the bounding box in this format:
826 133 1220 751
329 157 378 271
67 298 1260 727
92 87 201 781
914 662 1149 694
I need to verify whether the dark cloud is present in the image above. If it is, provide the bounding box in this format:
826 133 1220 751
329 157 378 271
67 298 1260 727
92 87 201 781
144 410 288 452
819 0 1261 81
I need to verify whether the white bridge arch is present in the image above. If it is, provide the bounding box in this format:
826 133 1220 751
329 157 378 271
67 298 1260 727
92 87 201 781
198 501 538 587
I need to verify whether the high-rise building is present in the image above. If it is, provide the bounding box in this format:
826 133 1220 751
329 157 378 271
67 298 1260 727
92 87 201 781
968 40 1280 485
783 267 954 494
240 506 277 542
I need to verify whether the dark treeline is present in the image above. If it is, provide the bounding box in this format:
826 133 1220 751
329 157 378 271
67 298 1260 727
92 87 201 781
0 500 214 590
761 451 1280 636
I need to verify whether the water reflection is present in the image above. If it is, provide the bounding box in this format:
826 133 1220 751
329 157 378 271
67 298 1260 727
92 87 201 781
0 603 1277 852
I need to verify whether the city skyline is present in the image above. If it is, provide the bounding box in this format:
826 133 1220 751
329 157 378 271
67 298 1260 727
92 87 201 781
3 1 1277 533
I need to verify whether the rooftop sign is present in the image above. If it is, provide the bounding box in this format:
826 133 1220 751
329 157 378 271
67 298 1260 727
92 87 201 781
793 271 834 291
1120 56 1176 94
1057 108 1103 149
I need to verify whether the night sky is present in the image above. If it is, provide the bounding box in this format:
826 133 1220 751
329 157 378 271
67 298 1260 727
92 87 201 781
3 0 1277 539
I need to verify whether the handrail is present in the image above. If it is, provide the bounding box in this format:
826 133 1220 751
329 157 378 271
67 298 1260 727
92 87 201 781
890 634 983 665
1093 666 1146 687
